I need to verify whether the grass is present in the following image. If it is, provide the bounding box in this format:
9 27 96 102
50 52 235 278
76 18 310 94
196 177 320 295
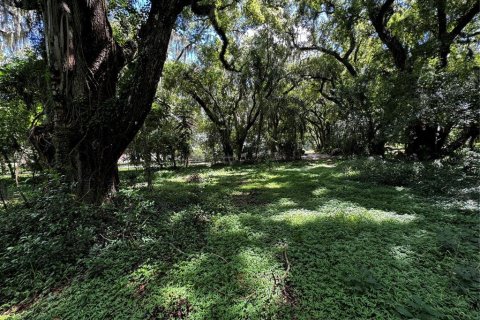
0 159 479 319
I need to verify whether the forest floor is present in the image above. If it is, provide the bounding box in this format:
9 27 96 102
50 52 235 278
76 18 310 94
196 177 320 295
0 158 479 319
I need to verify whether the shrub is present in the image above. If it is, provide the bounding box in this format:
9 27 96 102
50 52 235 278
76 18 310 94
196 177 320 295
348 150 480 199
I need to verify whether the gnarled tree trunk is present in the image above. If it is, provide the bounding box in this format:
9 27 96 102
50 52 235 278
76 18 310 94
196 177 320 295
12 0 184 203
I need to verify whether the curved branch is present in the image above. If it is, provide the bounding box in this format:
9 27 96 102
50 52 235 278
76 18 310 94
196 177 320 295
208 10 239 72
367 0 409 71
289 30 357 77
191 0 239 72
435 0 479 67
343 16 356 60
447 1 480 42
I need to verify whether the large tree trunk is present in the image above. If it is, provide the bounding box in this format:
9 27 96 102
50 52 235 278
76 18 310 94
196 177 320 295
221 137 234 164
405 121 451 160
235 133 248 162
212 127 233 163
28 0 183 203
366 120 385 156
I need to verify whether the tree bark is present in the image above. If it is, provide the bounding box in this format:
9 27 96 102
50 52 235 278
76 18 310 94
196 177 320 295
405 122 452 160
220 129 234 163
13 0 185 203
366 120 385 156
235 136 246 161
367 0 409 71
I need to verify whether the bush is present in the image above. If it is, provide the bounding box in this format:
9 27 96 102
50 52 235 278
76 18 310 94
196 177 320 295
347 150 480 198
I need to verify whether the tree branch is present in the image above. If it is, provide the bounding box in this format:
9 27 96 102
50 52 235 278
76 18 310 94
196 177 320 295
343 16 357 60
447 1 480 42
289 30 357 77
191 0 239 72
435 0 479 67
367 0 409 70
208 9 239 72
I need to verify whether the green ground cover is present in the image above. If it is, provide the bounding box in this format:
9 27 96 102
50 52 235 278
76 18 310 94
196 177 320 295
1 159 478 319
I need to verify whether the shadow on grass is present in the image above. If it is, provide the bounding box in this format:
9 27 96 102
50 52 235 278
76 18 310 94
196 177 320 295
1 160 478 319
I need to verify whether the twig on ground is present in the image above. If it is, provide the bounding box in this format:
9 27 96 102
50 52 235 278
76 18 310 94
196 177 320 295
209 252 229 264
282 246 291 280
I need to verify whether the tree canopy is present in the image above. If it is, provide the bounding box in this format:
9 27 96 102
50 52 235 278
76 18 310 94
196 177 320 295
0 0 478 202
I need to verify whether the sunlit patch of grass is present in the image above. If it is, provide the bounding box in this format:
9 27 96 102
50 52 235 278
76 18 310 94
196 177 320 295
390 245 415 263
270 209 324 224
165 175 188 183
264 182 285 189
312 187 328 196
271 203 416 226
311 162 337 168
270 197 298 209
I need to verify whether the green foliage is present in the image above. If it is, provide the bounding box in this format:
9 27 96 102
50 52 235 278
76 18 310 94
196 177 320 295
395 295 442 320
108 0 148 45
0 54 47 172
245 0 266 23
348 151 479 201
453 263 480 297
1 158 478 319
0 177 96 307
128 98 195 169
345 266 382 293
0 0 479 318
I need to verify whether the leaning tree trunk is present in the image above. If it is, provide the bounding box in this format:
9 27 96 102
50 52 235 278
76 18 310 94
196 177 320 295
31 0 183 203
443 123 479 155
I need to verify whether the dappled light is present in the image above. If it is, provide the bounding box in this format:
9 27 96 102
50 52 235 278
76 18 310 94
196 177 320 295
2 159 477 319
0 0 478 318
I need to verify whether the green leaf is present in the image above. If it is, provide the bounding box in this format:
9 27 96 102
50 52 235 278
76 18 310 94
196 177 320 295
395 305 414 318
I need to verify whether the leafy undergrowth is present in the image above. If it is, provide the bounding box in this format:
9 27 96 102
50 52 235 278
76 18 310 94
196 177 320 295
0 159 479 319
